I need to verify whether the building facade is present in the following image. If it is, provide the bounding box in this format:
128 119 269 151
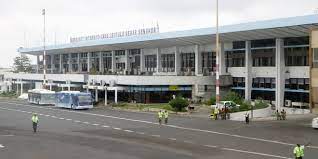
3 15 318 111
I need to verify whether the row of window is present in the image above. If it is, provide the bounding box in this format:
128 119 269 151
232 37 309 49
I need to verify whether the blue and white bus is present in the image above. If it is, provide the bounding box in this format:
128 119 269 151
55 91 93 110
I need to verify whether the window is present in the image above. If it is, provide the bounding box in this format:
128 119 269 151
116 63 125 70
252 49 275 67
161 54 175 72
202 52 215 74
181 53 195 72
284 37 309 46
251 39 275 48
145 55 157 72
252 77 275 89
233 41 245 49
313 48 318 68
232 77 245 87
285 47 308 66
115 50 125 56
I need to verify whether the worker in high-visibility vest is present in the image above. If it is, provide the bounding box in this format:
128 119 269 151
293 144 305 159
164 110 169 124
158 110 163 125
31 113 39 133
214 108 219 120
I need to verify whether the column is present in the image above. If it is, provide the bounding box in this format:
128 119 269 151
111 51 116 73
245 41 252 101
87 52 91 73
50 55 54 73
36 55 40 73
78 53 81 73
194 45 201 75
156 48 161 73
125 50 129 73
275 38 285 111
175 46 181 75
49 84 52 91
59 54 62 73
16 82 19 94
20 82 23 95
69 53 72 73
217 43 226 75
115 88 118 103
99 52 103 74
140 49 145 73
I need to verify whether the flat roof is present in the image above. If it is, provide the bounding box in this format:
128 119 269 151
19 14 318 55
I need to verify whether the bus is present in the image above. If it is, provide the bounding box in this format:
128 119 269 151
55 91 93 110
28 89 56 105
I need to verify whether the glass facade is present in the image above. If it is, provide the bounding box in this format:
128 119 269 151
161 54 175 72
181 52 195 75
145 55 157 72
201 52 215 75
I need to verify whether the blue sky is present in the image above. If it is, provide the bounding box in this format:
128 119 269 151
0 0 317 67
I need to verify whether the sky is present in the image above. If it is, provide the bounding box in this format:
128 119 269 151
0 0 317 67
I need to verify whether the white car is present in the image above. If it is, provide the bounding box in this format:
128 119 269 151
211 101 240 110
312 117 318 129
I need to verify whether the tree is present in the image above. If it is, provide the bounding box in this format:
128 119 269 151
13 54 32 73
169 96 189 112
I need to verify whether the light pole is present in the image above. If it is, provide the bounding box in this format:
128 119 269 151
215 0 220 110
42 9 47 88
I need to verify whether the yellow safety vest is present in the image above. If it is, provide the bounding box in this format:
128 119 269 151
164 112 168 118
293 146 304 157
32 116 39 123
158 112 163 118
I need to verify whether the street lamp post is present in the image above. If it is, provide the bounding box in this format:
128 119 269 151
42 9 47 88
215 0 220 110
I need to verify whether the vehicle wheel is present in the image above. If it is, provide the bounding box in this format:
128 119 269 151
71 104 74 110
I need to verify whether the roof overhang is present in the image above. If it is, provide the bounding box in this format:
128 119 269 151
19 14 318 55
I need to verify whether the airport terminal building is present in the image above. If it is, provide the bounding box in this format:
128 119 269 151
3 15 318 111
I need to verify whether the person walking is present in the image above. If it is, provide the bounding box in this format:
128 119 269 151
214 108 219 120
293 144 305 159
164 110 169 124
245 112 249 124
31 113 39 133
158 110 163 125
276 110 281 120
281 109 286 120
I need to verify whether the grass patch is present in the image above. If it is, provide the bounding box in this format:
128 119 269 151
0 91 17 98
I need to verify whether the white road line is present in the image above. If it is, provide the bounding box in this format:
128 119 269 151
92 123 99 126
1 102 317 150
151 135 160 138
59 118 65 120
45 115 50 117
221 147 291 159
38 113 43 116
136 132 145 135
102 125 110 128
74 120 81 123
113 127 122 130
83 122 90 124
51 116 57 118
66 118 72 121
0 144 4 148
204 144 217 148
183 140 194 144
0 135 14 137
168 138 177 141
124 130 134 133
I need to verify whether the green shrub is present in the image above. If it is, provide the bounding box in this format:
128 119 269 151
254 99 269 109
223 91 243 104
205 96 216 105
169 96 189 112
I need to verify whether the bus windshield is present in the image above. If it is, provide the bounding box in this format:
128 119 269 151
78 95 92 106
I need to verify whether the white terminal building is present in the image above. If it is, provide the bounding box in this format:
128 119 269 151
3 14 318 111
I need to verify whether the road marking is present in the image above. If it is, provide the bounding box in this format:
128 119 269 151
183 140 194 144
45 115 50 117
51 116 57 118
66 118 72 121
113 127 122 130
204 144 217 148
136 132 145 135
1 102 317 150
0 135 14 137
59 118 65 120
38 113 43 116
151 135 160 138
74 120 81 123
168 138 177 141
102 125 110 128
124 130 134 133
0 144 4 148
92 123 99 126
83 122 90 124
221 147 292 159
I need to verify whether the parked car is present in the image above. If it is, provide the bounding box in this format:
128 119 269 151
312 117 318 129
211 101 240 110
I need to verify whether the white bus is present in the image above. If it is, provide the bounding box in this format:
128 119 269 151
55 91 93 110
28 89 56 105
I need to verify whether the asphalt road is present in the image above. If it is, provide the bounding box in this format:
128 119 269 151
0 99 317 159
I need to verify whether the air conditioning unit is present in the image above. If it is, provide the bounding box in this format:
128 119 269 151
285 100 292 107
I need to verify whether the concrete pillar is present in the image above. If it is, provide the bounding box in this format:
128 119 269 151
194 45 201 75
111 51 116 73
99 52 103 74
69 53 72 73
50 55 54 73
68 85 71 91
217 43 226 75
49 84 52 91
156 48 161 73
20 82 23 95
87 52 91 73
61 87 64 91
59 54 62 73
140 49 145 73
115 88 118 104
245 41 252 101
275 38 285 111
104 88 107 106
95 88 98 102
78 53 81 73
125 50 130 73
36 55 40 73
175 46 180 75
16 83 19 94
